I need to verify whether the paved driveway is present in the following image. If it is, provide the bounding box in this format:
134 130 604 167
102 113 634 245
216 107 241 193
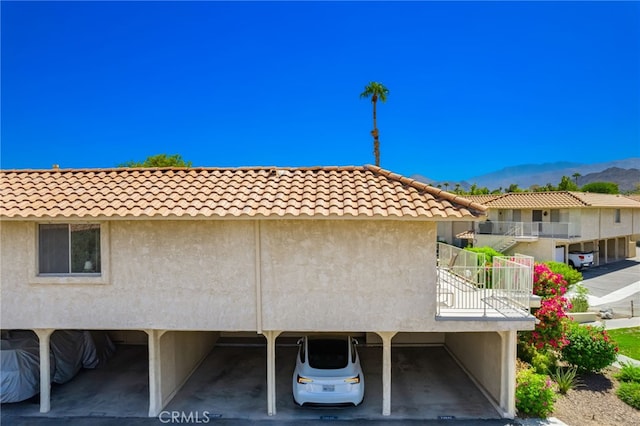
165 344 499 421
578 257 640 318
1 342 500 423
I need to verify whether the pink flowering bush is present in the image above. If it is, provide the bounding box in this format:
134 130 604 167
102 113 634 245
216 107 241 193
525 264 572 350
533 263 568 299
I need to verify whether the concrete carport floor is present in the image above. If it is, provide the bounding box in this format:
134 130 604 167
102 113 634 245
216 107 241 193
0 344 149 418
165 342 500 421
1 339 500 422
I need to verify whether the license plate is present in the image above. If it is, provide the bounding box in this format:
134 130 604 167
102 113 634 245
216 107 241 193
322 385 335 392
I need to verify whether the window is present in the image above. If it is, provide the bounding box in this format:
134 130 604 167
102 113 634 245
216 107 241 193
615 209 621 224
39 224 101 275
532 210 543 222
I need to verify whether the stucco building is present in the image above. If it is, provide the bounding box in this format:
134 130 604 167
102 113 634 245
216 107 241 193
439 191 640 263
1 166 535 419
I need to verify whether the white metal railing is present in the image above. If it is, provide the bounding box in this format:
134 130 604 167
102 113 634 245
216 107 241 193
476 221 580 239
436 243 534 319
437 242 486 288
491 224 519 252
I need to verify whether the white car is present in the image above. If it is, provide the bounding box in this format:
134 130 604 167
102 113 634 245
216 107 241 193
568 250 594 270
292 335 364 406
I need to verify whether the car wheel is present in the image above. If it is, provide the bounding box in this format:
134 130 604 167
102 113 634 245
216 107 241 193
568 260 575 269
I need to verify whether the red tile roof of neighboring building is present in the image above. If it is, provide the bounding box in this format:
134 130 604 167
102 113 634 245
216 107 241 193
467 191 640 209
0 166 487 220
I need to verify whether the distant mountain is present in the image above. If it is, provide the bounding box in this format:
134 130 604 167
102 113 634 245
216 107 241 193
411 158 640 192
578 167 640 192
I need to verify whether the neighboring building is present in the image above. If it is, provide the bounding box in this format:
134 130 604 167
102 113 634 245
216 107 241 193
0 166 535 419
438 191 640 263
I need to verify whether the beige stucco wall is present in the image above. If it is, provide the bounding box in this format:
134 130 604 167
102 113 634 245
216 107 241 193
511 239 558 262
0 220 257 330
0 219 430 332
580 208 636 240
1 219 530 333
159 331 219 407
259 220 437 331
366 332 445 345
437 221 474 246
445 332 502 404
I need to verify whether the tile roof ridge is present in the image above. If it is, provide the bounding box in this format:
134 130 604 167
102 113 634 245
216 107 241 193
565 191 592 206
0 165 368 173
364 164 487 213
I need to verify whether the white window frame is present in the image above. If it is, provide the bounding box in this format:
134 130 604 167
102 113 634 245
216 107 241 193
29 221 110 285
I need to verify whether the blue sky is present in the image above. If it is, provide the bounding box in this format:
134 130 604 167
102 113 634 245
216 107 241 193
1 1 638 181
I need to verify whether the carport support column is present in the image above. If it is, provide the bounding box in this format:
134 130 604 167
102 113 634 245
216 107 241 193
147 329 167 417
499 330 517 418
264 330 282 416
34 328 54 413
377 331 397 416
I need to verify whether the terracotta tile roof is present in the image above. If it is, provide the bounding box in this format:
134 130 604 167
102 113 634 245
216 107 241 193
455 230 475 240
461 195 502 205
0 166 487 220
475 191 640 209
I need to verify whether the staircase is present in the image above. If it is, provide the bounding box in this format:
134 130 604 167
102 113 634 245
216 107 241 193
491 225 518 253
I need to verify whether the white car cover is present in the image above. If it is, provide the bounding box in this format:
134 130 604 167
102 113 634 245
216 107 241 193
1 330 116 403
0 331 55 403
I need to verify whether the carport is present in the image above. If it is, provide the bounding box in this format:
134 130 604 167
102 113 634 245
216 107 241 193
164 331 506 421
2 329 149 418
260 331 396 417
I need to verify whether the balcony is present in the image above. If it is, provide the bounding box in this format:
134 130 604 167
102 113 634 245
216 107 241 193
476 221 580 240
436 243 536 321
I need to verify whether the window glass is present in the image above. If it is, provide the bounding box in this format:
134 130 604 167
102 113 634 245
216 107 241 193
308 338 348 369
532 210 543 222
39 224 101 274
39 224 69 273
70 224 101 273
615 209 621 223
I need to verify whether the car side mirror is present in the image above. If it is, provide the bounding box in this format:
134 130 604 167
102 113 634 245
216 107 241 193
352 338 359 345
297 338 303 345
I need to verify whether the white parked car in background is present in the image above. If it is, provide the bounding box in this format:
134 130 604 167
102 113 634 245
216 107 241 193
292 335 364 406
568 250 594 270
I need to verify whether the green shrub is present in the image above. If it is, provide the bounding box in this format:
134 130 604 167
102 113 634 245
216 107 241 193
615 363 640 383
545 261 583 287
581 181 619 194
515 366 556 417
616 382 640 409
561 322 619 372
569 284 590 313
465 246 503 264
517 342 558 374
552 366 579 394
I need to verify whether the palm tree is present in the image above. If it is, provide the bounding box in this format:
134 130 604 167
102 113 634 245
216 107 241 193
572 172 581 186
360 82 389 167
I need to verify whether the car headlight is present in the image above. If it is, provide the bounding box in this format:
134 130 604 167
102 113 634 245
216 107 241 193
344 375 360 384
297 375 313 384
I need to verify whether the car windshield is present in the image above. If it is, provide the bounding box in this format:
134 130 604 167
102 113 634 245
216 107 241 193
308 338 349 369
